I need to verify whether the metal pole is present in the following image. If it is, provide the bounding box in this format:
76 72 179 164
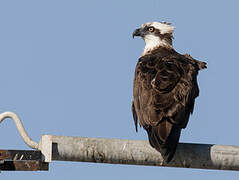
1 111 239 171
50 135 239 171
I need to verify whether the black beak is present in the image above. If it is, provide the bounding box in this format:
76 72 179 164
132 28 142 38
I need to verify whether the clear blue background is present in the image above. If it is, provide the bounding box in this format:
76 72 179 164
1 0 239 179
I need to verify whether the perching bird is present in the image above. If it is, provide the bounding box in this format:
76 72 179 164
132 21 206 162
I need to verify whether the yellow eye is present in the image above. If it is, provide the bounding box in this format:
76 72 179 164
148 27 155 32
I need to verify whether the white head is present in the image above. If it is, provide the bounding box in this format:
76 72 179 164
133 21 175 55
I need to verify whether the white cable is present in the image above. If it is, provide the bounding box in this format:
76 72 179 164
0 112 39 149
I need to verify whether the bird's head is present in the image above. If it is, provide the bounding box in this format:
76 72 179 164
133 21 175 55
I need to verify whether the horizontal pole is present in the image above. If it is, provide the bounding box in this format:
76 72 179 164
51 136 239 171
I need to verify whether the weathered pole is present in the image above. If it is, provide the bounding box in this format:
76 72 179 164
50 136 239 171
1 111 239 171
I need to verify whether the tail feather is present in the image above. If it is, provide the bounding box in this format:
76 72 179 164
161 125 181 162
146 123 181 163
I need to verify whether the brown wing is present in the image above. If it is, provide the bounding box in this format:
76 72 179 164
132 49 205 162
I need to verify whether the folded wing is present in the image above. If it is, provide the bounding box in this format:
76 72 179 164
132 49 206 162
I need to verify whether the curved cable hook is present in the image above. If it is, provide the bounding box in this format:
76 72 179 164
0 112 39 149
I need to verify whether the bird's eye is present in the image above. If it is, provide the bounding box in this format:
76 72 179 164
148 27 155 32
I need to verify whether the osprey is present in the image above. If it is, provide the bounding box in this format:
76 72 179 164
132 21 206 162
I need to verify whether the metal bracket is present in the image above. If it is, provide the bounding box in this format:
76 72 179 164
0 111 52 171
0 150 48 171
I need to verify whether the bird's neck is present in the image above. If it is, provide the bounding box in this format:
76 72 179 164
142 35 172 56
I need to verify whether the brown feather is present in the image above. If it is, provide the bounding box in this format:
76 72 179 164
132 46 206 162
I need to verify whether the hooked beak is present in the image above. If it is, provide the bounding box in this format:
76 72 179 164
132 28 143 38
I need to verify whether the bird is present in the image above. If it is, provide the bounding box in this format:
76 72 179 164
132 21 206 163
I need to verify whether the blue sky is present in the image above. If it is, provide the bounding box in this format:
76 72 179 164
1 0 239 179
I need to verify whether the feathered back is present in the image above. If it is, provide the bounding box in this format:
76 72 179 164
132 47 206 162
